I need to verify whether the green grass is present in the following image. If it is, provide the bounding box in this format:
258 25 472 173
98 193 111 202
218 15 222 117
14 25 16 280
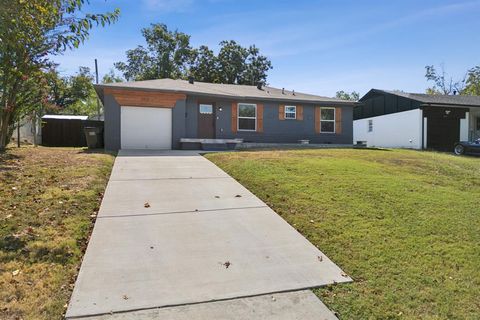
206 149 480 320
0 146 114 320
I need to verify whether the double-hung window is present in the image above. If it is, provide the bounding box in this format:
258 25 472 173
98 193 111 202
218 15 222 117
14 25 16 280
320 107 335 133
238 103 256 131
285 106 296 119
368 119 373 132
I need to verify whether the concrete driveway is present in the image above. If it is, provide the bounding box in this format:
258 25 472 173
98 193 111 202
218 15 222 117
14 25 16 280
66 150 350 319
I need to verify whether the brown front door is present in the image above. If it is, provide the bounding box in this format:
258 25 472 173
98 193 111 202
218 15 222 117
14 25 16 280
198 103 215 138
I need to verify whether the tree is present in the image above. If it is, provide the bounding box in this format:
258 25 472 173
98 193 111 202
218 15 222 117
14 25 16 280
102 69 124 84
189 45 218 83
238 45 272 85
215 40 249 84
0 0 119 150
61 67 98 116
44 67 104 117
114 23 193 81
464 66 480 96
336 90 360 101
425 65 465 95
115 26 273 85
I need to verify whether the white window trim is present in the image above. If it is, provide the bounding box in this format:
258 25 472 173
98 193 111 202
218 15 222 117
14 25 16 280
320 107 336 134
285 105 296 119
368 119 373 132
238 103 257 132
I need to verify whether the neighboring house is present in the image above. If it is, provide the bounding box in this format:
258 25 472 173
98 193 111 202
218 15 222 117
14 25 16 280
354 89 480 151
94 78 355 151
16 115 42 145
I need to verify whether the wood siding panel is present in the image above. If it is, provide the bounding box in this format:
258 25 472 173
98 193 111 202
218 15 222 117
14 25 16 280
335 107 342 134
257 104 264 132
315 107 321 134
104 88 186 108
297 105 303 120
231 102 238 133
279 105 285 120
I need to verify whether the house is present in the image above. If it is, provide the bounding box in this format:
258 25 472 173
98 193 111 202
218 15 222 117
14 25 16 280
353 89 480 151
94 79 355 151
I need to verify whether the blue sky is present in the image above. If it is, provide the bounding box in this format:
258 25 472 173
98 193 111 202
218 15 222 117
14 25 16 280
53 0 480 97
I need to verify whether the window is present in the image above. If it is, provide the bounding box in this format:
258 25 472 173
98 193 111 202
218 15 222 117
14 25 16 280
368 119 373 132
320 107 335 133
285 106 296 119
199 104 213 114
238 103 256 131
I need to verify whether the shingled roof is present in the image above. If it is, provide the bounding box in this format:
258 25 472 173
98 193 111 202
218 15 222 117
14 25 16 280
362 89 480 107
95 78 355 105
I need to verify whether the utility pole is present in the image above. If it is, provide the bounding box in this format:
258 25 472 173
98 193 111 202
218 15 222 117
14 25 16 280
95 59 100 120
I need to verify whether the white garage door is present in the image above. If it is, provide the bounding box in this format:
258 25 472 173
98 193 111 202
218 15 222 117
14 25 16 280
121 106 172 150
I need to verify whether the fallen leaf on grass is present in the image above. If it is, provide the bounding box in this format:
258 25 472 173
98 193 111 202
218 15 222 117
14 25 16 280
12 270 20 276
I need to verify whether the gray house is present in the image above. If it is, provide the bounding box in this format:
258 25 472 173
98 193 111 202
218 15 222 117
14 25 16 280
354 89 480 151
95 78 355 151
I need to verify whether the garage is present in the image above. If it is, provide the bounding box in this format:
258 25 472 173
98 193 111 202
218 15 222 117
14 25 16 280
120 106 172 150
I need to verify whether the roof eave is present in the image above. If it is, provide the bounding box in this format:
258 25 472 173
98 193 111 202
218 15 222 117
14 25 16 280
94 84 356 106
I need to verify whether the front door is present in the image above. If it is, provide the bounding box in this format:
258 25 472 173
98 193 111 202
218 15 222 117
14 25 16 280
198 103 215 138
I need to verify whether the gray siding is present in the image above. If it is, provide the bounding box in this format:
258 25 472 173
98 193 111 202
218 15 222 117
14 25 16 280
172 99 187 149
104 94 121 151
102 92 354 151
187 95 353 145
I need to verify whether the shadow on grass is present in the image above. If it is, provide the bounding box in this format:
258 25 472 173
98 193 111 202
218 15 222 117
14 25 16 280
0 151 23 172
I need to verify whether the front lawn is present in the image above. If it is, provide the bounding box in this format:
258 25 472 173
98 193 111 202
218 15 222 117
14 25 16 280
0 147 114 320
206 149 480 319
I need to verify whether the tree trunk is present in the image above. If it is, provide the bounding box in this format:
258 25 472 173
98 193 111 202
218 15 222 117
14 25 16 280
0 111 12 151
32 111 37 147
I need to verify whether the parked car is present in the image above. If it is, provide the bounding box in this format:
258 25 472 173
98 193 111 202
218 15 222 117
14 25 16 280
454 139 480 155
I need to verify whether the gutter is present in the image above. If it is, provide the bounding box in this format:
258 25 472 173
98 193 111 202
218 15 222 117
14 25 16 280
420 103 480 108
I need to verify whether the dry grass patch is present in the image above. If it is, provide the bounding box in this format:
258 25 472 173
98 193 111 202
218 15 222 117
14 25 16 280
0 146 114 320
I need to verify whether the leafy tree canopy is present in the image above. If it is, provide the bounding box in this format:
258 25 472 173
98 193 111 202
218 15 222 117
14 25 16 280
335 90 360 101
425 64 480 96
102 69 124 84
0 0 119 149
115 23 272 85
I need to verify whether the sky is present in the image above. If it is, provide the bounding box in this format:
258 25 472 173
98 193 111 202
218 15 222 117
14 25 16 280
52 0 480 97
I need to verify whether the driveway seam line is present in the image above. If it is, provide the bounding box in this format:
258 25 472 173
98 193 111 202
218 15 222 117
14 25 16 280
109 176 231 181
66 288 320 319
96 205 270 219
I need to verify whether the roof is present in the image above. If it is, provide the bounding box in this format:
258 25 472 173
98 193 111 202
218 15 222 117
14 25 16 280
96 78 355 105
42 115 89 120
362 89 480 107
